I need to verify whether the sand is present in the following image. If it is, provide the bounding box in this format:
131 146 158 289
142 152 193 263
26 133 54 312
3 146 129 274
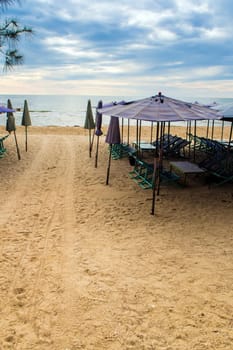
0 125 233 350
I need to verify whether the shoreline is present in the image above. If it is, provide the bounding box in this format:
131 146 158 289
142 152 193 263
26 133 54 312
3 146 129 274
0 124 231 138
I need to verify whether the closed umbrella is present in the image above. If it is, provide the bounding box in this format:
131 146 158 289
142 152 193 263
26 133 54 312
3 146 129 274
105 116 121 185
6 99 21 160
84 99 95 157
21 99 32 152
94 100 103 168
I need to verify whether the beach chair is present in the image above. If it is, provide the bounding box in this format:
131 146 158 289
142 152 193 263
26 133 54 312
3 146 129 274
165 138 191 157
153 134 180 151
129 156 181 189
199 152 233 186
160 169 181 184
0 134 9 157
110 143 136 160
129 157 154 189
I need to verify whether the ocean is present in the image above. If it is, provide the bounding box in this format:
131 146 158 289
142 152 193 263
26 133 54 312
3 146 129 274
0 94 233 127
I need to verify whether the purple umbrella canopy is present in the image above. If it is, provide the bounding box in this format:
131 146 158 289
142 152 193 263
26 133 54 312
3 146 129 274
211 102 233 121
94 100 103 168
98 92 223 122
0 105 15 113
105 116 121 185
105 116 121 144
95 100 103 136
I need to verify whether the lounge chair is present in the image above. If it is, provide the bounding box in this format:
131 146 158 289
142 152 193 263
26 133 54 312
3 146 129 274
199 152 233 186
165 138 190 157
129 156 180 189
110 143 136 160
129 157 154 189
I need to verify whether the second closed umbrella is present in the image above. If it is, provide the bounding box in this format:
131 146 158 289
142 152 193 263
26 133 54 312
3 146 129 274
21 99 32 152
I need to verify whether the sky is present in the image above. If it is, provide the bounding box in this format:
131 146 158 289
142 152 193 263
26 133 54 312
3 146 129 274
0 0 233 99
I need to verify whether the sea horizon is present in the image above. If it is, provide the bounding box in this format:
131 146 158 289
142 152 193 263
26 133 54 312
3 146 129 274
0 94 233 127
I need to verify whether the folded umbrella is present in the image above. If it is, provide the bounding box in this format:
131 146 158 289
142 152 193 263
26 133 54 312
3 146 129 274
84 99 95 157
94 100 103 168
21 99 32 152
105 116 121 185
7 99 21 160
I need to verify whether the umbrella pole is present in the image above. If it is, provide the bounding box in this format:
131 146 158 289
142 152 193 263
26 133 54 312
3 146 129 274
228 123 233 151
90 128 95 154
167 122 170 139
151 157 157 215
188 121 191 158
211 120 215 140
95 136 100 168
13 131 21 160
139 120 142 142
193 120 197 162
136 120 139 143
221 120 224 142
127 119 130 145
155 122 160 156
157 122 164 196
106 144 112 185
156 150 162 197
89 129 92 157
206 120 210 139
121 118 124 143
136 120 139 157
150 122 153 144
25 126 28 152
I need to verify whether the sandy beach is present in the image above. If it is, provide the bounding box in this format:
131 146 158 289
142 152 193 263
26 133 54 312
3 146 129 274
0 125 233 350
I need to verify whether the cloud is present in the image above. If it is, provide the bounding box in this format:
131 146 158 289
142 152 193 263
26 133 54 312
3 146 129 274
1 0 233 97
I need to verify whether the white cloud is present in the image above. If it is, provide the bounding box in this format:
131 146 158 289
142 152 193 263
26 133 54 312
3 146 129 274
174 0 211 14
148 29 178 42
201 27 230 40
2 0 233 98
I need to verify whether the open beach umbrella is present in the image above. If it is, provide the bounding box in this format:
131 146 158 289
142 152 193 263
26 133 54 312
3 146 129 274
98 92 222 122
6 99 21 160
99 92 223 214
94 100 103 168
211 102 233 148
84 99 95 158
105 116 121 185
0 105 15 113
21 99 32 152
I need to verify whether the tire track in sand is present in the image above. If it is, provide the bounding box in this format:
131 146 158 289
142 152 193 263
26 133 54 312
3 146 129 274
52 135 84 349
0 135 79 349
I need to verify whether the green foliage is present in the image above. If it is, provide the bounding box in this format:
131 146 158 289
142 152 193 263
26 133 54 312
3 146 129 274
0 0 33 70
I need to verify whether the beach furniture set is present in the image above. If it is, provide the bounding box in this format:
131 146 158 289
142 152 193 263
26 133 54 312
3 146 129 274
107 129 233 188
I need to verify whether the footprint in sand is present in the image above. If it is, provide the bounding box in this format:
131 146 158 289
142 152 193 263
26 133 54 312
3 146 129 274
14 287 25 295
5 334 15 343
13 287 26 306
